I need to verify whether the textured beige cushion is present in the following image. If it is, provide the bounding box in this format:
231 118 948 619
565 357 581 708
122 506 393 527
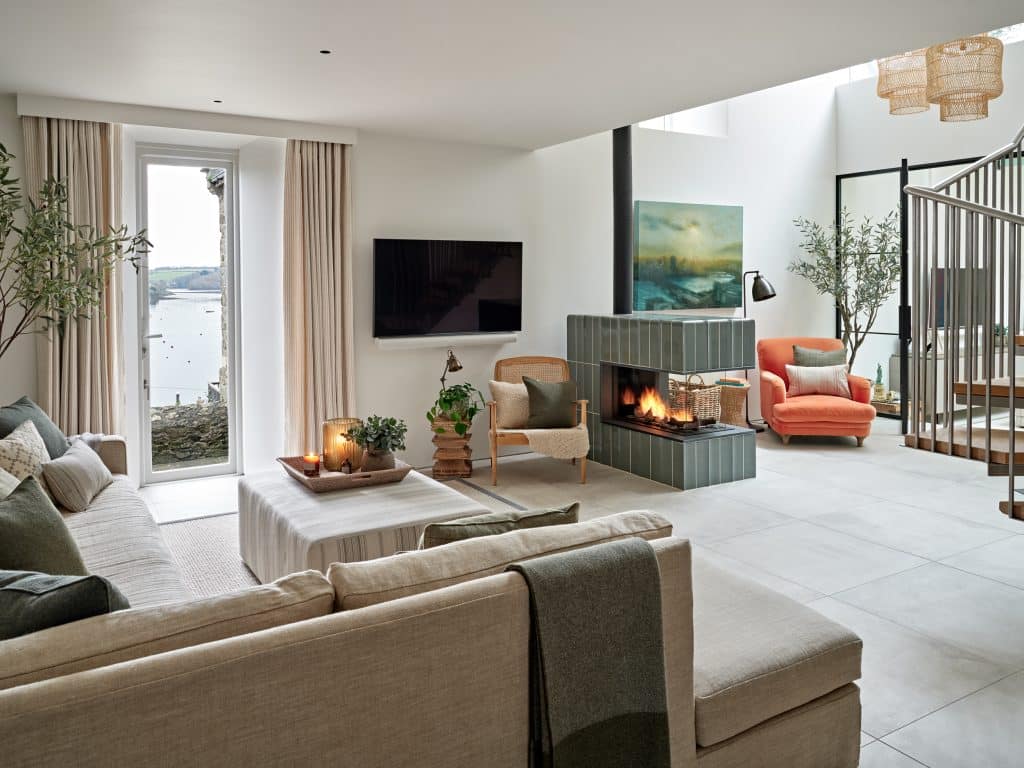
42 439 114 512
63 478 190 608
692 554 862 747
0 570 334 691
785 364 851 398
695 684 861 768
329 510 672 610
0 421 48 485
489 380 529 428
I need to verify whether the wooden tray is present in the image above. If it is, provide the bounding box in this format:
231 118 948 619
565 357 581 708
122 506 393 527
277 456 413 493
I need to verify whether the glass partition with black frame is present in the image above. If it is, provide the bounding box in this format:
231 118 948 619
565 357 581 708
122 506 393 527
836 156 980 432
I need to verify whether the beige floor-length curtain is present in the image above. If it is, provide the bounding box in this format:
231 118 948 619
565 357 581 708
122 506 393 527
283 139 355 455
21 117 125 436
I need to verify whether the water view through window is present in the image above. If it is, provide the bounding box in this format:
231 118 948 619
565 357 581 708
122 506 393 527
144 163 231 474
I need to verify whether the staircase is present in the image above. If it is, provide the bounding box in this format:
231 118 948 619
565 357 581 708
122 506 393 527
904 124 1024 519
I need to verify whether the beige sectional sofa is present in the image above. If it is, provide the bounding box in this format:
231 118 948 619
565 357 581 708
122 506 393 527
0 441 862 767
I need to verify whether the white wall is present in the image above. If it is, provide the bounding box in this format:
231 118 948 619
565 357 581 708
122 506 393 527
238 138 286 471
350 131 612 467
837 41 1024 173
632 72 844 415
0 94 35 405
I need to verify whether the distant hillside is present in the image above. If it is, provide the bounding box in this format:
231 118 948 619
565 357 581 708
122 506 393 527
149 267 222 304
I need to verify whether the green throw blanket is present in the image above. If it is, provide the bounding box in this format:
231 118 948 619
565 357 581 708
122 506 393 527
507 537 670 768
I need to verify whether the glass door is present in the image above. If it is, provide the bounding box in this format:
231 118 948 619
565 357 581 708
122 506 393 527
138 147 239 483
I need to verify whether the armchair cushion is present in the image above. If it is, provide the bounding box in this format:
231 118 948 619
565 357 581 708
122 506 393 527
793 345 846 367
772 395 876 425
524 377 577 428
785 364 851 399
488 381 529 429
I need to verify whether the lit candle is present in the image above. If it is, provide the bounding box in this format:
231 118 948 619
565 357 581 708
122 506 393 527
303 453 321 477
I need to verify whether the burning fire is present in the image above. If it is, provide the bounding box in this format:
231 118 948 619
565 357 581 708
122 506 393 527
627 386 694 424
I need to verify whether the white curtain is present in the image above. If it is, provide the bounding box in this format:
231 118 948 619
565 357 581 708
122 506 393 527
283 139 355 454
21 116 125 436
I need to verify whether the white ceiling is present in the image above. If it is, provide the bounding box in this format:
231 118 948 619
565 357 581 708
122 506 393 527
0 1 1020 149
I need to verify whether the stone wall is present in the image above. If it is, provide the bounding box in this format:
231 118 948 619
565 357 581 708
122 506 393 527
151 403 229 469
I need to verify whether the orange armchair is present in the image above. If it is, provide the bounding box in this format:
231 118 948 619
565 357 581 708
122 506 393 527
756 337 875 446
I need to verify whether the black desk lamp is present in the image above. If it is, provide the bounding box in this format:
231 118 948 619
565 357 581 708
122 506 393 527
742 271 776 432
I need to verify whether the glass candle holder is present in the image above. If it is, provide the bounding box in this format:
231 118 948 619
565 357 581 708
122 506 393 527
322 417 362 472
302 453 321 477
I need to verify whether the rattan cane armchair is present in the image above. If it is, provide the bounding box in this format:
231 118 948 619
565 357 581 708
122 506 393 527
488 355 588 485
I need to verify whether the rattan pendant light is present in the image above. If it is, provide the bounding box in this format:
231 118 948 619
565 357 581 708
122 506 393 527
877 49 930 115
926 35 1004 121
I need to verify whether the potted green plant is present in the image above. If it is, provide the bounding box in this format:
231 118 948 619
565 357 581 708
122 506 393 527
427 382 485 478
348 415 408 472
789 208 900 367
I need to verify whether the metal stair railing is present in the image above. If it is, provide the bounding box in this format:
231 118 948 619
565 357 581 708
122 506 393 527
904 123 1024 520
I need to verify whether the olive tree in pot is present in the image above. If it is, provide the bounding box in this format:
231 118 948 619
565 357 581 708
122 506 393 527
348 415 408 472
789 208 900 369
0 144 149 362
427 382 485 478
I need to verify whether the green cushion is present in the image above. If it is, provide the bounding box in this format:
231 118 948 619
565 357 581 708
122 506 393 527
420 503 581 549
523 377 577 428
0 397 69 459
0 477 88 576
0 570 129 640
792 345 847 367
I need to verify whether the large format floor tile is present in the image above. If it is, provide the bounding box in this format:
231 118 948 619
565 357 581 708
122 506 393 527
805 500 1013 560
648 493 794 543
705 520 927 594
883 672 1024 768
859 741 929 768
694 547 824 604
835 563 1024 668
810 598 1014 738
941 535 1024 590
140 474 241 523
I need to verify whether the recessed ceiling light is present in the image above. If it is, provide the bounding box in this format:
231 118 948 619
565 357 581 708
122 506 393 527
319 49 331 55
213 99 222 104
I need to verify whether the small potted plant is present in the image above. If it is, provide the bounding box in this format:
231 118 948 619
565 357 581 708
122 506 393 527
348 415 408 472
427 382 485 478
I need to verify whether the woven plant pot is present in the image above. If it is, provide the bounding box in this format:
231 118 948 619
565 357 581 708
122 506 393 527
430 418 473 478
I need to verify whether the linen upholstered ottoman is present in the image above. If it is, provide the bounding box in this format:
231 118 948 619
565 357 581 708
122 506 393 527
238 469 489 582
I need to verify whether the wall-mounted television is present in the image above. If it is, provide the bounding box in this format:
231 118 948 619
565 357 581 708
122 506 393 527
373 238 523 338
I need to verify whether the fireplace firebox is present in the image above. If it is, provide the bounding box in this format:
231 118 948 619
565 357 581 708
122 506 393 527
601 362 731 441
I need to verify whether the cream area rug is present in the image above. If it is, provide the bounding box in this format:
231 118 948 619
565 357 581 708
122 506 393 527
160 513 258 598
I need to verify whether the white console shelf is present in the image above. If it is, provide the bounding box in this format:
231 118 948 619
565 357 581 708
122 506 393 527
374 333 519 350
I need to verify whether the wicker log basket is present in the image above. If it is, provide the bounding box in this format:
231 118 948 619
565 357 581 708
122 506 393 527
716 377 751 427
675 374 722 423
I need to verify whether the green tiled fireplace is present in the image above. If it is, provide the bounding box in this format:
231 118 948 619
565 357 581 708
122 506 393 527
567 313 756 489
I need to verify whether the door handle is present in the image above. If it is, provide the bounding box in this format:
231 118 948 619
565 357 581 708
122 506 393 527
145 333 163 339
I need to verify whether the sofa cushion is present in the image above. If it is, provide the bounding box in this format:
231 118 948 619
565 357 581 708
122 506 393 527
0 570 128 641
0 467 19 500
42 438 114 513
0 420 50 486
0 396 69 459
329 510 672 610
691 554 861 747
772 394 876 425
63 478 190 608
0 477 88 576
419 502 580 549
0 570 334 691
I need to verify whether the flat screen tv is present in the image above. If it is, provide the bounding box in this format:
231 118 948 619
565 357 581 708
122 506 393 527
373 238 523 338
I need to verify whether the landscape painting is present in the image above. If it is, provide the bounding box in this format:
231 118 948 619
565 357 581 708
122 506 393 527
633 201 743 311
